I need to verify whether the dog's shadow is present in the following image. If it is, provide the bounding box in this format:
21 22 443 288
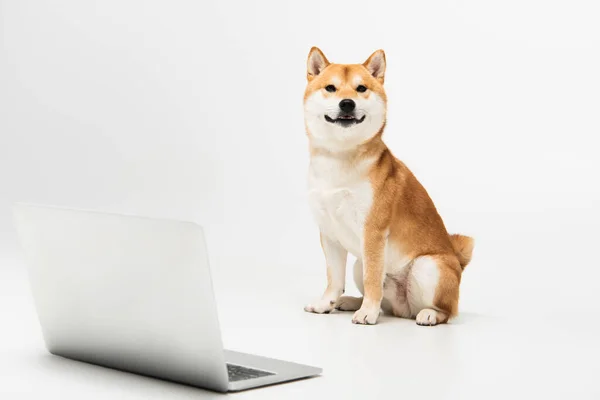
328 308 493 326
447 311 496 325
31 353 227 399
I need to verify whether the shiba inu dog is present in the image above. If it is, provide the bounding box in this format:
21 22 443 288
303 47 474 326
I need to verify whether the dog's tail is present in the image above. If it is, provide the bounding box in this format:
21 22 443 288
449 234 475 270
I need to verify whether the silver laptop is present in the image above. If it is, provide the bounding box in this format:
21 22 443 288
13 203 321 392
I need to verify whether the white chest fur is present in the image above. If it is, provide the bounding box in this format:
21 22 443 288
307 154 374 257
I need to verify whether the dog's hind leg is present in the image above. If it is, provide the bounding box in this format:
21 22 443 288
408 254 461 326
335 258 363 311
335 296 363 311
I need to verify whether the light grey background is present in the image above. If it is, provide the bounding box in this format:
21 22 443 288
1 1 600 399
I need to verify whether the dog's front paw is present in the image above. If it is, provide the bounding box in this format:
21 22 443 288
352 305 380 325
304 299 335 314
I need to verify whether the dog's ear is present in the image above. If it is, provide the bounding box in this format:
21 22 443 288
363 49 386 83
307 47 330 81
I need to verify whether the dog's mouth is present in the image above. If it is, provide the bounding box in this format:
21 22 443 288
324 114 366 127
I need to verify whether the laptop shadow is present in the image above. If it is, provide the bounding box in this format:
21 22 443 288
32 353 228 399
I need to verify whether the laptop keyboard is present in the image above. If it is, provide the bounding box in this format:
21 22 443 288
226 363 275 382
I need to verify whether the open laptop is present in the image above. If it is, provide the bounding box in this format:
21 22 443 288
13 203 321 392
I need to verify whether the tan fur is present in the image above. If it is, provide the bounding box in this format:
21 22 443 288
303 47 474 325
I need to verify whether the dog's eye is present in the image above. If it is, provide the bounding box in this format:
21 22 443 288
356 85 367 93
325 85 336 92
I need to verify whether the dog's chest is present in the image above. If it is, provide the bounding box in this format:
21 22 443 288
307 156 373 256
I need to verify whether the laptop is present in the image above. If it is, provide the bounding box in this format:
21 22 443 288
13 203 322 392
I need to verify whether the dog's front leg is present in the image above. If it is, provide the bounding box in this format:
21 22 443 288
304 233 347 314
352 228 386 325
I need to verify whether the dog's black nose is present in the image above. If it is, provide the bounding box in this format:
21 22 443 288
339 99 356 113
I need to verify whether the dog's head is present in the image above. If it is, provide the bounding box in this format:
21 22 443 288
304 47 387 152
